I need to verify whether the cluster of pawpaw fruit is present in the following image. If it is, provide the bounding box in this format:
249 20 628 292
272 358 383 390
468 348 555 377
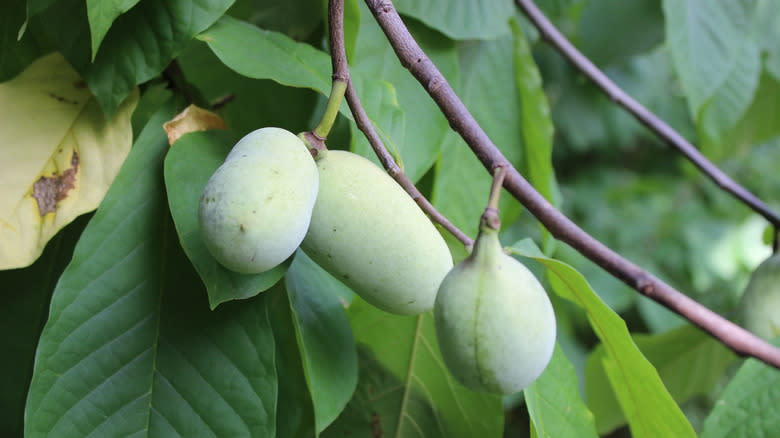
198 127 556 393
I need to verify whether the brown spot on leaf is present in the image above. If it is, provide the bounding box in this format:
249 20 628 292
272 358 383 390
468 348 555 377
47 92 79 105
32 151 79 216
74 80 87 89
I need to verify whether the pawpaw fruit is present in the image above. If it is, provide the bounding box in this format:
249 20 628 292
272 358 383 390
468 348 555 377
301 150 453 315
434 226 556 394
738 252 780 340
199 127 319 274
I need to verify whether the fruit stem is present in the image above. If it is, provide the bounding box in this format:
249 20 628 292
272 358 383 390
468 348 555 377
481 166 507 231
314 79 348 140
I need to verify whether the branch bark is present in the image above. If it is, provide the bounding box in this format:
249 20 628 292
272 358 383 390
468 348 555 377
363 0 780 369
515 0 780 230
327 0 473 247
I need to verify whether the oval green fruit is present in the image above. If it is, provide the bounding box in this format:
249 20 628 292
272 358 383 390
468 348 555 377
301 150 453 315
199 127 319 274
434 228 556 394
738 252 780 340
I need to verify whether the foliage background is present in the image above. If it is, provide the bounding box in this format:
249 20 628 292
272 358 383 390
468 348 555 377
1 0 779 437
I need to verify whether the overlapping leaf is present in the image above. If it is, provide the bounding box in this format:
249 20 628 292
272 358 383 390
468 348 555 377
163 130 287 309
25 106 278 437
585 324 736 434
29 0 234 116
700 338 780 438
525 345 599 438
393 0 512 40
510 240 696 438
86 0 142 57
285 251 358 433
326 297 503 438
0 53 137 270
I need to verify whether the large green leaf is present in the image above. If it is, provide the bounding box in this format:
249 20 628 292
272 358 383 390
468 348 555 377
29 0 234 116
663 0 760 141
525 345 599 438
510 240 696 438
393 0 512 40
285 251 358 433
511 19 560 253
432 36 523 237
25 106 278 437
585 324 737 434
700 338 780 438
351 2 458 182
86 0 141 57
163 130 287 309
0 214 89 437
228 0 322 41
327 297 503 438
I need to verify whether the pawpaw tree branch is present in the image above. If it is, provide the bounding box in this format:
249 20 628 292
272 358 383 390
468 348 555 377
362 0 780 369
327 0 474 248
515 0 780 231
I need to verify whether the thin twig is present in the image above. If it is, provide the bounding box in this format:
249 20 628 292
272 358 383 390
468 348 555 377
515 0 780 228
363 0 780 369
328 0 473 248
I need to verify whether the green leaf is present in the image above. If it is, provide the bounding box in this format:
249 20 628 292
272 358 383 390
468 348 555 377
268 284 317 438
348 76 406 171
228 0 322 41
25 106 278 437
0 214 89 436
578 0 663 67
700 338 780 438
510 239 696 438
176 40 319 136
331 297 504 438
351 2 458 182
0 53 138 270
432 36 523 237
585 324 737 434
198 15 332 94
525 345 599 438
511 19 560 253
30 0 234 116
285 251 358 433
0 0 46 81
86 0 141 58
393 0 512 40
163 130 287 309
663 0 760 126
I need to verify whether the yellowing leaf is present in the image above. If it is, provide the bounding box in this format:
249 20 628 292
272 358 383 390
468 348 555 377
163 104 226 145
0 53 138 269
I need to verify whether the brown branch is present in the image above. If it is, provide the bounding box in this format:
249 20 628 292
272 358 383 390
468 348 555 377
363 0 780 369
328 0 473 248
515 0 780 230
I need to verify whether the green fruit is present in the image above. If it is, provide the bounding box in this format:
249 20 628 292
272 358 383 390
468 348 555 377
738 252 780 340
301 150 453 315
434 227 556 394
199 127 318 274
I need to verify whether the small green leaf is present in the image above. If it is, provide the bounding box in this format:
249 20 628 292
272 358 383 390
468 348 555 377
701 338 780 438
285 251 358 433
510 19 560 253
268 284 317 438
86 0 141 58
585 324 737 434
163 130 287 309
525 345 599 438
334 297 504 438
510 239 696 438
